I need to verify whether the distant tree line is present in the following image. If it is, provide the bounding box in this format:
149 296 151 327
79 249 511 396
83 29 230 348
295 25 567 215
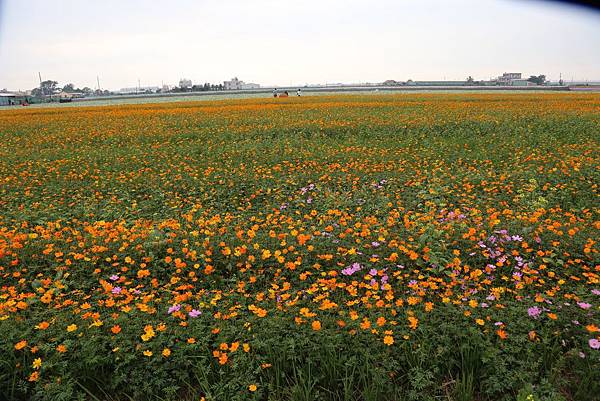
30 80 107 97
527 75 547 85
171 83 224 93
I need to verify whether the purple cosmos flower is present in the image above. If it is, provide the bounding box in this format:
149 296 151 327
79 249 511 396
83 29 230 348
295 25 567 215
511 235 523 242
168 304 181 314
589 338 600 349
342 262 362 276
111 286 122 294
371 241 380 247
494 322 503 326
189 309 201 318
528 306 542 318
577 302 592 310
369 269 378 276
109 275 119 281
592 289 600 296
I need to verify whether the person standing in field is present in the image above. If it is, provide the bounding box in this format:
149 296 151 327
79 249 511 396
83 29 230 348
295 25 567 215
297 88 302 97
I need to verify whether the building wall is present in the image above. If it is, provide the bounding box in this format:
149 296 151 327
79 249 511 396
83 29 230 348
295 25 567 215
0 96 15 106
511 80 534 86
224 78 242 90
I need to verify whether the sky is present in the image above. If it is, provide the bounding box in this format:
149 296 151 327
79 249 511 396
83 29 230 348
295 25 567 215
0 0 599 91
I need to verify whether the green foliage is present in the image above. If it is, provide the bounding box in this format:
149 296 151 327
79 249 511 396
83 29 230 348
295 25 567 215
0 94 598 400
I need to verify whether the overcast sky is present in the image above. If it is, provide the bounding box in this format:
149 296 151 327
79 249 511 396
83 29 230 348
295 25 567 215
0 0 599 90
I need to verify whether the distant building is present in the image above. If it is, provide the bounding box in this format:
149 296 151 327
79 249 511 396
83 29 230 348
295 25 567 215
0 92 31 105
510 79 536 86
118 86 160 94
241 82 260 89
414 81 466 86
224 77 241 90
0 93 17 106
224 77 260 90
179 78 192 89
497 72 522 85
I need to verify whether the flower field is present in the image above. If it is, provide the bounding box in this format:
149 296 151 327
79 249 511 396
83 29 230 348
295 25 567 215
0 93 599 401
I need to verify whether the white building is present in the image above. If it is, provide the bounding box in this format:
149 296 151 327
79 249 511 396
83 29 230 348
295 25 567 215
241 82 260 89
497 72 522 85
224 77 242 90
179 78 192 89
118 86 160 94
224 77 260 90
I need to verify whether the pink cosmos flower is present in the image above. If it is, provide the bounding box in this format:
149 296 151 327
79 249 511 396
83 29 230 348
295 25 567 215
528 306 541 318
168 304 181 314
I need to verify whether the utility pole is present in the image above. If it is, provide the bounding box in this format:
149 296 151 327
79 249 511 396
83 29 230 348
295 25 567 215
97 76 101 91
38 72 44 97
138 78 141 94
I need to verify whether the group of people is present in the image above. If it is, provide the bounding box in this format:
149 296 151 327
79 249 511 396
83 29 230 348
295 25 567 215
273 88 302 98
